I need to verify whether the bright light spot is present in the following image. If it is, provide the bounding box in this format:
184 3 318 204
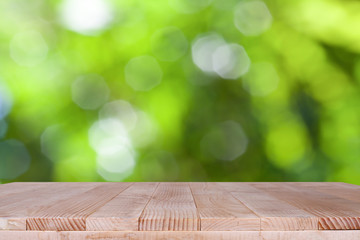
89 118 136 181
201 121 248 161
192 34 251 79
192 33 226 73
130 110 157 148
41 125 63 162
169 0 212 14
0 139 31 180
90 100 158 180
96 145 136 181
213 43 251 79
0 120 8 139
97 145 135 173
151 27 188 62
234 0 272 36
242 62 279 96
89 118 131 155
125 55 163 91
99 100 138 130
58 0 113 35
0 81 13 120
99 100 157 148
72 74 109 110
10 30 48 67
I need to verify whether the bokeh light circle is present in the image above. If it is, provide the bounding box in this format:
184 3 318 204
99 100 138 131
89 118 136 181
212 43 251 79
96 145 136 179
125 55 163 91
201 121 248 161
234 0 272 36
151 27 188 62
0 82 13 120
0 139 31 180
41 125 63 162
89 118 131 155
58 0 113 35
130 110 157 148
10 30 48 67
71 74 110 110
192 33 226 73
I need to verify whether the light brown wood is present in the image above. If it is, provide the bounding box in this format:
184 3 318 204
0 183 49 230
293 182 360 204
0 182 50 196
0 183 101 230
261 230 360 240
218 183 318 231
139 182 199 231
0 231 260 240
2 230 360 240
251 182 360 230
86 182 158 231
1 182 360 239
190 182 260 231
26 182 132 231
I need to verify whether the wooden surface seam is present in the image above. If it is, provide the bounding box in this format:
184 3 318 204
2 182 360 233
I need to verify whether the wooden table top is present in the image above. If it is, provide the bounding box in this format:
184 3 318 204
1 182 360 239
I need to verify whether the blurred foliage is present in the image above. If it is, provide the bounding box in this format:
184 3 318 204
1 0 360 183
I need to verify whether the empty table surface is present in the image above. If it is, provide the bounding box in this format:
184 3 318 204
1 182 360 239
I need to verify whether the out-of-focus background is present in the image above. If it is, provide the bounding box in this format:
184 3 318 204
0 0 360 183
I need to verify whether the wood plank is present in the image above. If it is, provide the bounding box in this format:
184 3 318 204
293 182 360 204
251 182 360 230
0 183 101 230
3 230 360 240
139 182 199 231
86 182 158 231
0 183 51 230
0 231 56 240
189 182 260 231
26 183 132 231
1 182 360 235
0 231 260 240
61 231 260 240
0 182 51 196
261 231 360 240
217 183 318 231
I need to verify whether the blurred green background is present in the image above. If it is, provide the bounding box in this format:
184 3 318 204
1 0 360 183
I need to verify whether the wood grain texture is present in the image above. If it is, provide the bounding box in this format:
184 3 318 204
293 182 360 204
0 182 50 196
0 231 260 240
26 183 132 231
218 183 318 231
251 182 360 230
86 182 158 231
139 183 199 231
261 231 360 240
190 182 260 231
1 182 360 237
0 183 101 230
2 230 360 240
